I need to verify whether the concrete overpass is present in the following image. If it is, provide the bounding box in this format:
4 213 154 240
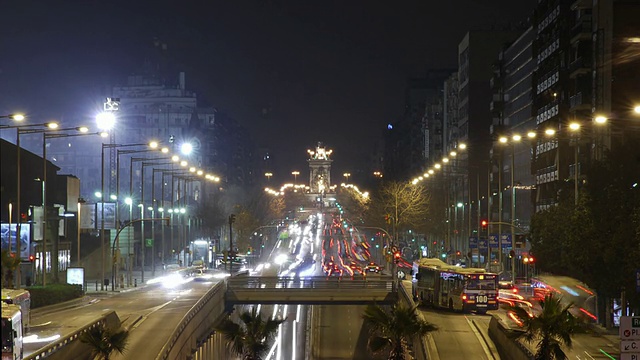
225 276 397 305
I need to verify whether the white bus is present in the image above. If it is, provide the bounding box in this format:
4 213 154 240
2 302 23 360
412 258 499 313
1 289 30 331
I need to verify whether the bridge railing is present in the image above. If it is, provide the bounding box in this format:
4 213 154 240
155 281 227 360
226 276 395 291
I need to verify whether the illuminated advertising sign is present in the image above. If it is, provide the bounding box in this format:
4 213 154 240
1 223 32 260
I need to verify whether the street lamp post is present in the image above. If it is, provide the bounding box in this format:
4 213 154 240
18 125 92 285
499 134 522 279
291 171 300 184
100 143 150 291
43 129 102 283
264 172 273 182
124 197 133 286
343 172 351 183
3 122 59 287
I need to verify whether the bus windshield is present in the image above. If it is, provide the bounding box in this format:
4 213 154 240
466 278 496 290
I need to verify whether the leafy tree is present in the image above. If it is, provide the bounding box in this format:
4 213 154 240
282 189 308 216
581 141 640 309
233 206 261 251
362 302 437 360
1 250 21 288
216 307 286 360
266 196 285 221
336 184 370 222
367 181 430 240
509 293 580 360
79 324 130 360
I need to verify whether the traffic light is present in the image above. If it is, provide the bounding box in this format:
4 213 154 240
28 255 35 262
229 214 236 224
393 251 401 263
481 220 488 237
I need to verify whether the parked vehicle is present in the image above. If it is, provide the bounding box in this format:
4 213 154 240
1 289 30 331
2 302 23 360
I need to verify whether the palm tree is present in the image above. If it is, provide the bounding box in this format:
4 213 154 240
509 293 580 360
79 324 130 360
216 307 286 360
1 250 22 288
362 302 438 360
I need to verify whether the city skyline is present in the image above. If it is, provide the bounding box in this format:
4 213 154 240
0 1 537 177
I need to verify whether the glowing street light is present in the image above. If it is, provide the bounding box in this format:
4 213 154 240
180 142 193 155
292 171 300 183
343 172 351 182
0 113 25 121
96 112 116 130
594 115 608 124
265 172 273 181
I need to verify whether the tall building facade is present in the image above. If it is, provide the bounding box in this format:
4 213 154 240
489 26 536 231
384 70 453 181
455 29 522 225
530 0 639 212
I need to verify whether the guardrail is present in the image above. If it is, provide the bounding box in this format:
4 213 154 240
226 276 395 290
155 281 227 360
26 310 120 360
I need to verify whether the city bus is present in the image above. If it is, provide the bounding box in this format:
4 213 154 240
2 302 23 360
1 289 30 331
412 258 499 313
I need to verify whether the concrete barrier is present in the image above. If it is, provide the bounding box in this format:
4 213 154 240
154 281 227 360
487 315 534 360
26 311 121 360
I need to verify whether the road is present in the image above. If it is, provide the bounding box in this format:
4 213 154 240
25 272 224 359
420 308 497 360
514 276 620 359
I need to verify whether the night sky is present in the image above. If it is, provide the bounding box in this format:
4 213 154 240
0 1 537 182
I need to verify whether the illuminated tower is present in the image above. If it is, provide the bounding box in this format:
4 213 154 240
307 142 333 194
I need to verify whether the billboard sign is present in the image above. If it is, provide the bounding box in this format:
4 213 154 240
1 223 32 260
488 234 499 248
468 237 478 249
501 234 512 248
67 267 85 289
83 203 117 229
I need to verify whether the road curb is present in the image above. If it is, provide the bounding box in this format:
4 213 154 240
32 296 95 317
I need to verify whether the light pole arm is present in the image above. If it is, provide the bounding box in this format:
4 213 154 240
111 217 169 290
486 221 526 233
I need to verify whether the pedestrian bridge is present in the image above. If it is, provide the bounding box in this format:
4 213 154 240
225 276 397 305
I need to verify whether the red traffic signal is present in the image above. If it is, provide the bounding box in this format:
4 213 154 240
28 255 35 262
481 220 488 228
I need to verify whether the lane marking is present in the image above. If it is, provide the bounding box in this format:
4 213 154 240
466 316 496 360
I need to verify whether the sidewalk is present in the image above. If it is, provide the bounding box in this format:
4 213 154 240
84 266 166 294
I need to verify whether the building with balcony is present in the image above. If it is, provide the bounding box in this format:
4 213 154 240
489 25 536 231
